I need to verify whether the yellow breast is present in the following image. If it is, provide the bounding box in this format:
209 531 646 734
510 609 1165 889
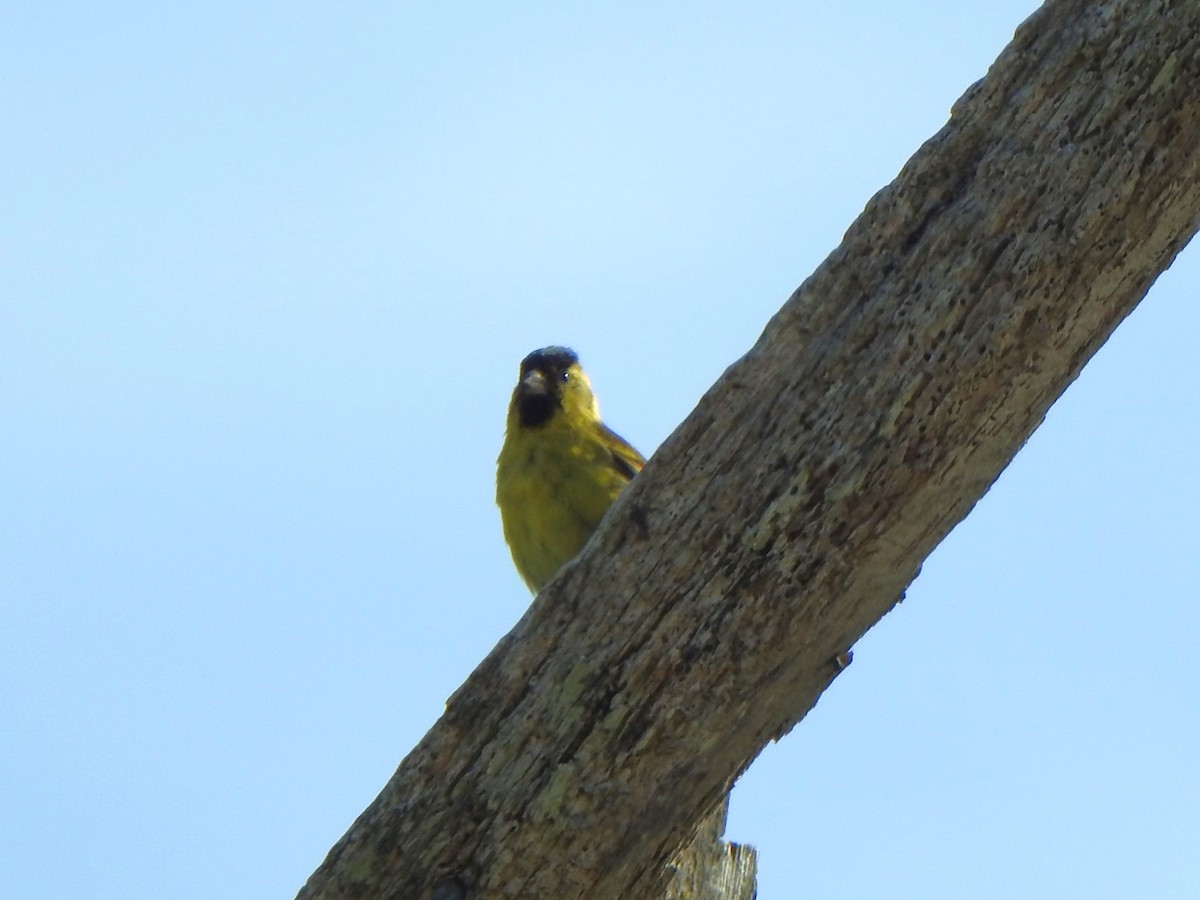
496 418 631 592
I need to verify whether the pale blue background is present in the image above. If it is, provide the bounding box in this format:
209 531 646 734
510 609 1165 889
3 3 1197 898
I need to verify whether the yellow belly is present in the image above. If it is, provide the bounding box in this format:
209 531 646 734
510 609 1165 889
496 424 630 591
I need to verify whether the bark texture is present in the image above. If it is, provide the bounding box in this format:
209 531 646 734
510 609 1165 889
663 802 757 900
299 1 1200 897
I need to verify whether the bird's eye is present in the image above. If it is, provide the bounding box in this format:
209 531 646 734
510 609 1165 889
560 371 570 382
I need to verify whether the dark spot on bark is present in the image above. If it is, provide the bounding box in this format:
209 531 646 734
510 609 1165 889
615 706 656 755
430 876 468 900
628 502 650 540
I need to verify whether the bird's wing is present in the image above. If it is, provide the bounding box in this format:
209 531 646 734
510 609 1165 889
601 423 646 482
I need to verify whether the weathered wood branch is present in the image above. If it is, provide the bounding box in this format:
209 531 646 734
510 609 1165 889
299 0 1200 897
662 801 757 900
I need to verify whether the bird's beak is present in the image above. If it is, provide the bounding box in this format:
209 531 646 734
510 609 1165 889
518 370 549 398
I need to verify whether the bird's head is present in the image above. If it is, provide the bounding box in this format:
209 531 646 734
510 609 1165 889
510 346 600 429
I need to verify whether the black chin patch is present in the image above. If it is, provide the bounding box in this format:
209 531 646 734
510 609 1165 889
517 390 557 428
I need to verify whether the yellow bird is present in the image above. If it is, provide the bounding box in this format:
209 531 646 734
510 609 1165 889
496 346 645 592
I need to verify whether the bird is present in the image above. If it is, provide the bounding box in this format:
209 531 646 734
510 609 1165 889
496 346 645 592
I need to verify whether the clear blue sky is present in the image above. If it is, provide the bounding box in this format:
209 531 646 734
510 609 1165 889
3 3 1197 898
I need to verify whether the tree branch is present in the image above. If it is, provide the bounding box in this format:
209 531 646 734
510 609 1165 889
299 0 1200 896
